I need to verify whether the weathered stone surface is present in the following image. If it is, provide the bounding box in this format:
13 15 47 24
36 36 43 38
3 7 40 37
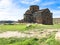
20 5 53 24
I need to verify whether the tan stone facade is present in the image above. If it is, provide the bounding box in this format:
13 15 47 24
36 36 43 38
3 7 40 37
23 5 53 24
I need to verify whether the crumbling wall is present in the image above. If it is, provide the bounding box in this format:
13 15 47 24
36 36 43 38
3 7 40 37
23 5 53 25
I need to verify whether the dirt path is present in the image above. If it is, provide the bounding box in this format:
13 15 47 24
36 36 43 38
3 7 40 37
0 29 60 38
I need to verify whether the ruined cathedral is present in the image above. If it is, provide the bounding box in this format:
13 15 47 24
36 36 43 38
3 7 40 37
20 5 53 25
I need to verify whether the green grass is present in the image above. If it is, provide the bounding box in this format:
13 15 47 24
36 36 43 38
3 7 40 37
0 24 36 32
35 24 60 29
0 24 60 45
0 24 60 32
0 33 60 45
0 38 39 45
0 24 26 31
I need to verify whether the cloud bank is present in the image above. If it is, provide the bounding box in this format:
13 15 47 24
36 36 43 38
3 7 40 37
0 0 60 21
20 0 40 4
0 0 27 21
51 10 60 18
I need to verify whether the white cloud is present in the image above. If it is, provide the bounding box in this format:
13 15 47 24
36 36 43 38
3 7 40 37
41 2 56 6
51 10 60 18
20 0 40 4
0 0 27 21
0 0 60 21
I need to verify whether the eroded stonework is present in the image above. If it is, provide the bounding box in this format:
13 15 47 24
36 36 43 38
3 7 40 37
20 5 53 25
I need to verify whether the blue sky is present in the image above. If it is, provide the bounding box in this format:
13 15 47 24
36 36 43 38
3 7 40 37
0 0 60 21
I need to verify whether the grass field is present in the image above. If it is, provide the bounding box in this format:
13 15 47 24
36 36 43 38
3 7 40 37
0 24 60 32
0 24 27 32
0 23 60 45
0 32 60 45
0 23 36 32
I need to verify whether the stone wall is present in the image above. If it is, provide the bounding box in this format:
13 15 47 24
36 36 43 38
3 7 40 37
30 5 39 12
23 5 53 25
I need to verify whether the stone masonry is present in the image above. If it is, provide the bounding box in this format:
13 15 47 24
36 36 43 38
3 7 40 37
21 5 53 25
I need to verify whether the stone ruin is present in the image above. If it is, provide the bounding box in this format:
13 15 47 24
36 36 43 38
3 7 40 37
19 5 53 25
